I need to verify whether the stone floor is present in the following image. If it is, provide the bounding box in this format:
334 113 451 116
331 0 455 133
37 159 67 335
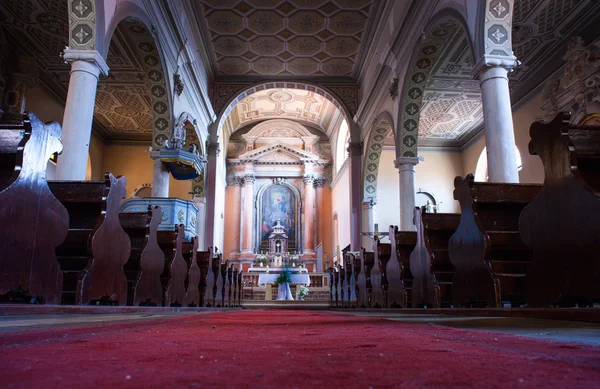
0 309 599 346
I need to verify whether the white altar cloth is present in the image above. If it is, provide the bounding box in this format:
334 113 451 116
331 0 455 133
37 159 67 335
257 273 311 286
277 283 294 300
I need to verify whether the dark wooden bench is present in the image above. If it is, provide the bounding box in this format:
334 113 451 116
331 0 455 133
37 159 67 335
119 206 163 306
387 226 416 308
183 237 201 307
419 208 460 308
205 249 222 307
195 250 210 307
367 238 386 308
204 248 216 307
157 225 187 307
520 112 600 306
49 173 130 305
236 269 242 306
343 253 357 308
215 259 225 307
449 174 541 308
0 113 68 304
328 268 336 307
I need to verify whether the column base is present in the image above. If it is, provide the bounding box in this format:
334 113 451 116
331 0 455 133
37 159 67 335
239 251 255 259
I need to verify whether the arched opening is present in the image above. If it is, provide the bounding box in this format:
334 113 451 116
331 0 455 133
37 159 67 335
336 119 350 172
397 13 478 158
475 146 522 182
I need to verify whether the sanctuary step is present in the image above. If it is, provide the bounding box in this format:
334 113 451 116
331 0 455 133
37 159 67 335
241 300 330 309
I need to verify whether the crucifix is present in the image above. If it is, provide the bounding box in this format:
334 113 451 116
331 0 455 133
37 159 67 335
360 223 389 241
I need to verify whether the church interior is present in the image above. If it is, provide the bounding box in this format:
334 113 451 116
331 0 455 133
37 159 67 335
0 0 599 387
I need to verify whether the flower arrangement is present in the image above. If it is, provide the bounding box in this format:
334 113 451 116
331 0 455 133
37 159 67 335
275 266 292 285
254 254 267 267
298 285 309 297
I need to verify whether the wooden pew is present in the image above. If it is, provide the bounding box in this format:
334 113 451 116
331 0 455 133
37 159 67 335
196 250 210 307
419 208 460 308
356 249 368 308
410 207 436 308
386 226 416 308
49 173 130 305
237 269 242 306
183 237 201 307
119 206 163 306
369 237 385 308
338 263 346 307
343 253 357 308
0 113 68 304
328 268 336 307
520 112 600 306
223 265 231 307
449 174 541 308
215 259 225 307
204 248 216 307
157 225 187 307
231 267 238 307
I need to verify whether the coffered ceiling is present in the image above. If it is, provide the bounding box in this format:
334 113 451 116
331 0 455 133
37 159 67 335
192 0 377 80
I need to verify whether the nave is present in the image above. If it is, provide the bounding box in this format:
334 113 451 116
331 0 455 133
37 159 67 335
0 310 598 389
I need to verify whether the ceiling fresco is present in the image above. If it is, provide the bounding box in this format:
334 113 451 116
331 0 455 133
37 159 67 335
0 1 162 142
418 25 482 147
415 0 600 148
224 88 339 136
193 0 375 79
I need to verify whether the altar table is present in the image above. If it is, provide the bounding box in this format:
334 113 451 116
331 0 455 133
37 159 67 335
257 273 311 286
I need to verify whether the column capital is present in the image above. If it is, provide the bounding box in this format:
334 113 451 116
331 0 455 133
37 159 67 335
243 174 255 185
313 177 326 188
206 139 221 156
472 54 520 80
346 141 363 157
62 49 109 76
303 174 314 185
362 197 377 209
394 156 419 170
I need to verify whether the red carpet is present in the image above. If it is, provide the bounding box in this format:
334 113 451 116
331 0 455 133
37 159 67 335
0 310 598 388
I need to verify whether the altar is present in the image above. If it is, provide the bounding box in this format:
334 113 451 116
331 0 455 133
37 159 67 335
255 269 311 287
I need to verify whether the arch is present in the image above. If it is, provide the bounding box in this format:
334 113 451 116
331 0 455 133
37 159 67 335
397 10 476 158
132 183 152 198
254 179 303 254
215 81 354 136
474 0 516 63
101 4 173 151
362 111 394 200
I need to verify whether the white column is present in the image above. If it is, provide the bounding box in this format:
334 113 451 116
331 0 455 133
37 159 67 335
361 198 376 249
204 134 219 249
193 196 207 250
151 158 170 197
348 134 362 252
303 172 315 255
395 157 419 231
479 66 519 183
241 172 255 255
56 50 109 180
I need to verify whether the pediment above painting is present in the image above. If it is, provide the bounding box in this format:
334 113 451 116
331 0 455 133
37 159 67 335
230 142 329 167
